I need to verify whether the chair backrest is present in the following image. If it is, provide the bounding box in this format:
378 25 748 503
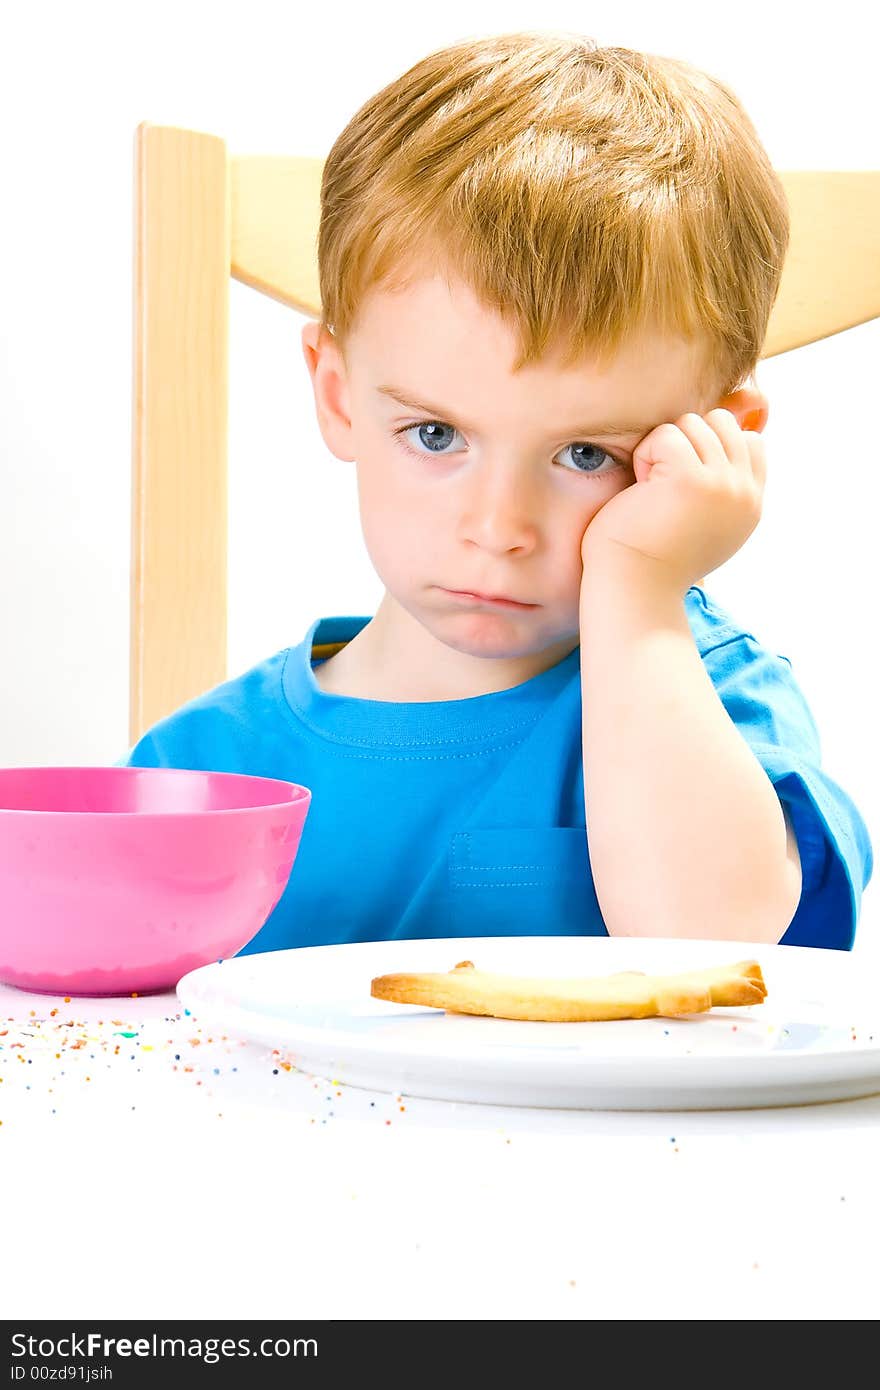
130 120 880 743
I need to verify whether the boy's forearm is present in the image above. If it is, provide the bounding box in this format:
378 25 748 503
578 550 802 942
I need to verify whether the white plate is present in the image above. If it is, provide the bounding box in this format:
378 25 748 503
175 936 880 1111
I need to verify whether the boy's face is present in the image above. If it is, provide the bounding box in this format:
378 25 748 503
303 271 724 673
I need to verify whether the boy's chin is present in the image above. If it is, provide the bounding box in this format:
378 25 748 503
428 611 571 663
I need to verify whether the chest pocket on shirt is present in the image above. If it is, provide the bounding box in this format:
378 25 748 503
447 828 604 937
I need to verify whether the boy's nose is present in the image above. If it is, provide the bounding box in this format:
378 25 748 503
456 463 540 555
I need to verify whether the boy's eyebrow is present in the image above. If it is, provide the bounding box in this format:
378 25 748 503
375 384 652 437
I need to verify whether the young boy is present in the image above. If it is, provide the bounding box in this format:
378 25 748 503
121 31 872 953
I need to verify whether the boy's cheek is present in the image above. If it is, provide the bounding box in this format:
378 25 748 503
574 484 630 561
577 486 626 536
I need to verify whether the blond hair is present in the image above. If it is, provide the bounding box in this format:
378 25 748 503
317 31 790 398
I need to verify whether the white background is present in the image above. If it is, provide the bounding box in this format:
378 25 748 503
1 0 877 886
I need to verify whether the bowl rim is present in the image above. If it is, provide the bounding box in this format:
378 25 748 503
0 765 312 818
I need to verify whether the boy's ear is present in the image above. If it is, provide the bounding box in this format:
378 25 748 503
714 384 769 434
300 321 356 462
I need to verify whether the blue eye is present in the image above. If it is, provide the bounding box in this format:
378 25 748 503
396 422 463 455
557 442 616 474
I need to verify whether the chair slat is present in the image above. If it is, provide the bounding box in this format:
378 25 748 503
131 123 229 741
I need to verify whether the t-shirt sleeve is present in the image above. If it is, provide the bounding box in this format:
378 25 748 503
699 630 874 950
114 725 179 768
113 713 204 770
114 738 161 767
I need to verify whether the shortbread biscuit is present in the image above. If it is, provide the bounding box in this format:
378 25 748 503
370 957 766 1021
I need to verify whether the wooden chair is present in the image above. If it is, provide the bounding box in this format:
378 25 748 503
129 120 880 743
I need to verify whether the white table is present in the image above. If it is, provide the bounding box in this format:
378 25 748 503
3 931 880 1323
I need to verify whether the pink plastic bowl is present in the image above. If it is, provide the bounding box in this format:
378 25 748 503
0 766 311 996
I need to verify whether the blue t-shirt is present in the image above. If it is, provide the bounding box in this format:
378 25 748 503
119 587 873 953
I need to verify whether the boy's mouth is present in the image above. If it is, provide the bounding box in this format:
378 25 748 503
441 588 537 611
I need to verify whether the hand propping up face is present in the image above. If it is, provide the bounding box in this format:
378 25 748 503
581 407 767 594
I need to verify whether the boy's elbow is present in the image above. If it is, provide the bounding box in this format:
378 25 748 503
602 825 803 945
779 805 804 924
